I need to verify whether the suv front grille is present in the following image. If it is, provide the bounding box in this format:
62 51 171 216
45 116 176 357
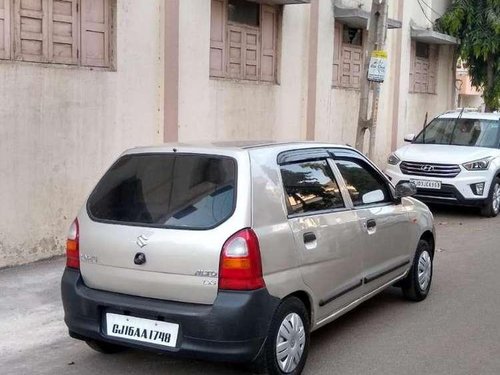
400 161 461 178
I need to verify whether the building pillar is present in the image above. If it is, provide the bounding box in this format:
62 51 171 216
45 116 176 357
306 0 320 141
390 0 410 151
164 0 180 142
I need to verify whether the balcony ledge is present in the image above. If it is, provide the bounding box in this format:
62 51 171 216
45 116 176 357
411 26 459 45
334 5 402 29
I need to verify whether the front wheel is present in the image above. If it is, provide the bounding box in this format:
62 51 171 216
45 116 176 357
401 239 433 302
481 177 500 217
252 297 310 375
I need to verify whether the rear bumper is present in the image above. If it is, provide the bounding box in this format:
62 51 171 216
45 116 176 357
61 268 280 363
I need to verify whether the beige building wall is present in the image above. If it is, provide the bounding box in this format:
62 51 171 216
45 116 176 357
325 0 455 165
175 0 455 168
402 0 455 143
319 0 402 166
0 0 456 267
177 0 310 143
0 0 163 267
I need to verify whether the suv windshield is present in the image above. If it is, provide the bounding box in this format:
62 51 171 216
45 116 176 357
88 154 236 229
414 118 500 148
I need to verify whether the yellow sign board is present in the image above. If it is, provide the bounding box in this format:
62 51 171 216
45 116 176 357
372 50 388 59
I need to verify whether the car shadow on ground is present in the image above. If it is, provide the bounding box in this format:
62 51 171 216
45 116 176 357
425 203 482 219
309 286 405 346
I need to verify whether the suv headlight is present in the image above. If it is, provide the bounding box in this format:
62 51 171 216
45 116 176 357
462 157 492 171
387 153 401 165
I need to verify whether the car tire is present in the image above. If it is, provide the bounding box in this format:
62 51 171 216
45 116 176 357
86 339 127 354
251 297 310 375
401 239 433 302
480 177 500 218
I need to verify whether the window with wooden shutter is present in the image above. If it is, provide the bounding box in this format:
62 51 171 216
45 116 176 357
414 58 429 93
410 41 438 94
244 27 258 80
210 0 279 83
49 0 78 64
0 0 10 59
210 0 225 77
340 45 362 88
228 24 259 80
428 45 438 94
81 0 110 67
332 22 342 86
3 0 114 68
260 4 276 82
333 23 363 89
14 0 48 62
228 25 243 78
409 41 416 90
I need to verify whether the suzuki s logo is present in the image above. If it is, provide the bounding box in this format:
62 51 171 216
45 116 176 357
136 234 149 248
134 252 146 265
421 165 434 172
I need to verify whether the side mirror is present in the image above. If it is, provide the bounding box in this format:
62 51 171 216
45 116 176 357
362 189 385 205
404 134 415 142
395 182 417 198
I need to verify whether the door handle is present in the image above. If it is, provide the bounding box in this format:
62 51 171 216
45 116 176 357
366 219 377 230
303 232 317 244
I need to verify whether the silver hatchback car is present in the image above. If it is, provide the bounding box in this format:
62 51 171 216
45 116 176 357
61 142 435 375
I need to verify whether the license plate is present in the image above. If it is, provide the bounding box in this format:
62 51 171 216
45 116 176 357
410 179 441 190
105 313 179 348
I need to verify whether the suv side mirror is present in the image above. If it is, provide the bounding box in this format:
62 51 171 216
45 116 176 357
404 134 415 142
395 182 417 198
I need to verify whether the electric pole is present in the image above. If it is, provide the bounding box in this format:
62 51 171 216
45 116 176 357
355 0 389 159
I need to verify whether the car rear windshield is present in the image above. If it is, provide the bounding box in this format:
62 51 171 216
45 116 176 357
414 118 500 148
87 153 237 229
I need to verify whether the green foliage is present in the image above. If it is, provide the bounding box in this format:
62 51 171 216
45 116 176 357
438 0 500 111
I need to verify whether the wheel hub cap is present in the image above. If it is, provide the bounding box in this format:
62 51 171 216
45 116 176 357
418 250 432 291
276 313 306 373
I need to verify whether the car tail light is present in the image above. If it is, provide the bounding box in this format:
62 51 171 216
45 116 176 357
66 219 80 269
219 228 265 291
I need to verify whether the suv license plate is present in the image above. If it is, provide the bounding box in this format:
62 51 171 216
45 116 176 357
410 179 441 190
105 313 179 348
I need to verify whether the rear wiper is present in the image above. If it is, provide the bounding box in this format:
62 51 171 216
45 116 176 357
449 108 465 145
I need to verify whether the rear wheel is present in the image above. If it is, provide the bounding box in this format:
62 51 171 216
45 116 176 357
401 239 433 302
86 340 127 354
481 177 500 217
252 297 310 375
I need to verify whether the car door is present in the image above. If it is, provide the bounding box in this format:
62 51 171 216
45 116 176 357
278 149 365 320
332 149 413 292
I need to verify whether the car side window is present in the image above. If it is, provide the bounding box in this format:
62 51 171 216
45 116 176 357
280 159 345 215
335 158 391 207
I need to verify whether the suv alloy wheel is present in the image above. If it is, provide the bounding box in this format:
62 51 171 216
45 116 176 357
481 177 500 217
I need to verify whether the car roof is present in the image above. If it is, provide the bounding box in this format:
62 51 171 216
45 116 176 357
438 111 500 121
125 141 354 155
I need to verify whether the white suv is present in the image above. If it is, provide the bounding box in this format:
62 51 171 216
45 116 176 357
386 111 500 217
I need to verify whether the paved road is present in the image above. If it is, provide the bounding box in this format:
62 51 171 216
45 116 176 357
1 206 499 375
